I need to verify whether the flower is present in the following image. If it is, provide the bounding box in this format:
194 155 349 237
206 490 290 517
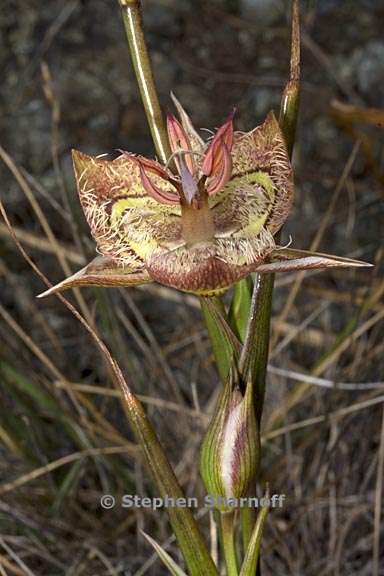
38 97 370 298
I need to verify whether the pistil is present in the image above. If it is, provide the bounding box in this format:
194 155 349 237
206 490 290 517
181 190 215 245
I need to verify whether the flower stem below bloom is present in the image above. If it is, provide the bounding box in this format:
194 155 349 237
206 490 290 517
220 511 239 576
118 0 171 164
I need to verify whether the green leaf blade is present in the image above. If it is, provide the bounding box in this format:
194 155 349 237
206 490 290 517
239 507 269 576
142 531 188 576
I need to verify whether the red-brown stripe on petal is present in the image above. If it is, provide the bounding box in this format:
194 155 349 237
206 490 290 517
166 113 195 175
202 110 235 177
207 141 233 195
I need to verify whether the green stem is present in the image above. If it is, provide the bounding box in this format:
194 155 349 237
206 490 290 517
200 296 236 384
239 274 273 424
117 3 217 573
118 0 171 164
278 0 300 156
239 507 269 576
243 0 301 425
241 505 256 553
220 512 239 576
228 277 254 343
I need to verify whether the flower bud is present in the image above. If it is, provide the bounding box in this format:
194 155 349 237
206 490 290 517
200 371 259 511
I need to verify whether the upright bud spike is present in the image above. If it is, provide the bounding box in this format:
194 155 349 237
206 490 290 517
200 370 259 512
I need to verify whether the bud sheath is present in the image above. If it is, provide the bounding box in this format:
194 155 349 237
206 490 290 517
200 372 259 512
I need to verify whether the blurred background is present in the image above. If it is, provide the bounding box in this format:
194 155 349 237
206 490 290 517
1 0 383 574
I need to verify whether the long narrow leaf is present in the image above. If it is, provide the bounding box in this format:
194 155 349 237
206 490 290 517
239 507 269 576
240 0 301 424
142 531 188 576
278 0 300 155
120 386 217 575
51 460 83 514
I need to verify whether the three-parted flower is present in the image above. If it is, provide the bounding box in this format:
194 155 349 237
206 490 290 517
39 98 369 298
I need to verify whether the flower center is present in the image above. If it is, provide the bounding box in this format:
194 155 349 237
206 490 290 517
181 190 215 245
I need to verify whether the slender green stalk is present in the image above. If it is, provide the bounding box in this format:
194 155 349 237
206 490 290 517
240 0 300 562
200 296 239 383
220 512 239 576
118 0 171 164
241 502 256 553
238 274 273 423
114 4 219 572
243 0 301 424
279 0 300 156
239 507 269 576
228 277 254 343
